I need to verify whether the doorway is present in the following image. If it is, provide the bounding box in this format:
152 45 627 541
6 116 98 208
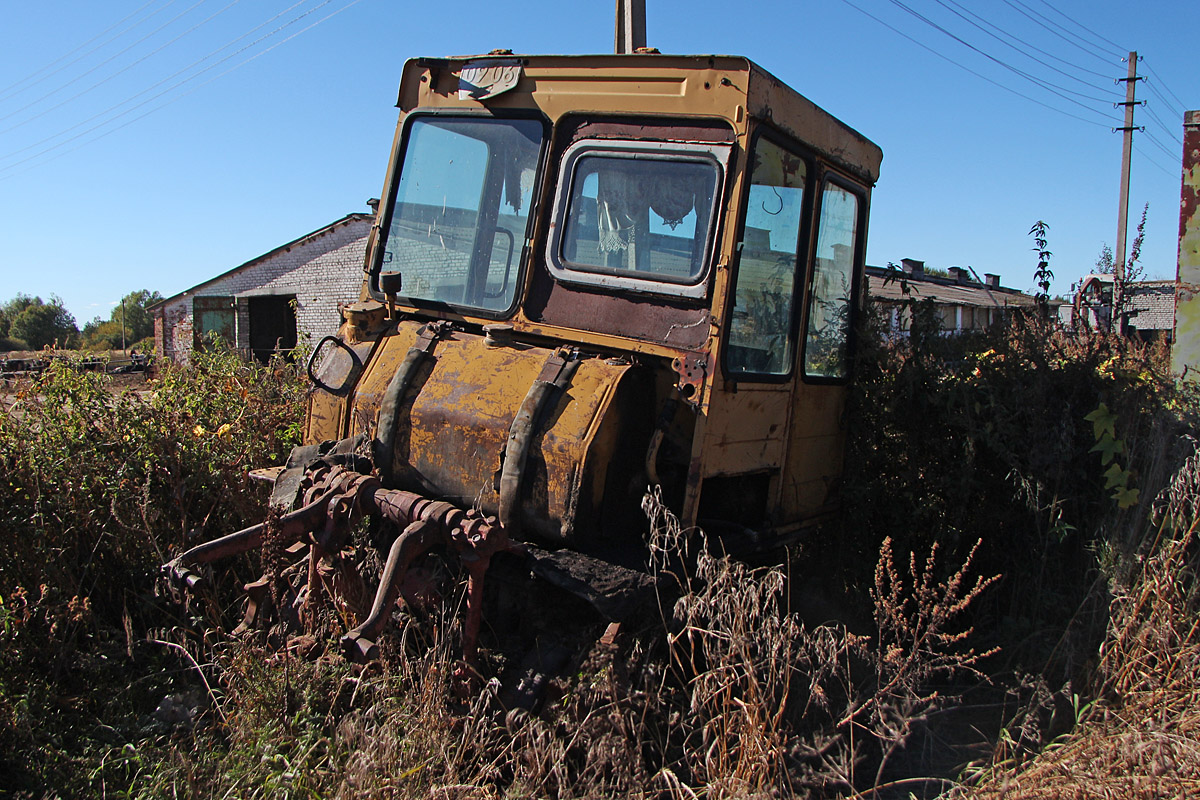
247 295 297 363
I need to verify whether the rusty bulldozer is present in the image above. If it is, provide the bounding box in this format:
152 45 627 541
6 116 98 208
164 52 882 685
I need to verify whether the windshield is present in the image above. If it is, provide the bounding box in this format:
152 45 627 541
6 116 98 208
376 116 544 313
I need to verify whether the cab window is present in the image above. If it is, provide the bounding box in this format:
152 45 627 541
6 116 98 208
726 136 808 376
804 182 861 379
375 115 544 314
547 140 726 298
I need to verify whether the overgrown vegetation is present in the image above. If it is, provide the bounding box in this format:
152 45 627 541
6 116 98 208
1 300 1197 797
0 346 305 794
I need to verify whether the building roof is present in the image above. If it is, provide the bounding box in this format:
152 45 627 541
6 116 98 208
148 213 372 311
865 265 1034 309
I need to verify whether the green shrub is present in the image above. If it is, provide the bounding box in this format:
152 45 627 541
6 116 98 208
835 304 1197 670
0 346 306 794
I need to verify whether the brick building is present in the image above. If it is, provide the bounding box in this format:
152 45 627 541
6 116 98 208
1073 273 1176 342
867 258 1035 335
151 209 373 363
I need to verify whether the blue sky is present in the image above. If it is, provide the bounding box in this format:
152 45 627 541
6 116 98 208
0 0 1194 326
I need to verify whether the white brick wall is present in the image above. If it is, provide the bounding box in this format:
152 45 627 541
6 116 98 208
155 215 371 363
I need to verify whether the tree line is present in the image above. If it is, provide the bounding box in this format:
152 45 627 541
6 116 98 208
0 290 162 352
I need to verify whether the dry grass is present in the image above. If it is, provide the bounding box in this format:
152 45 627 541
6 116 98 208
965 442 1200 799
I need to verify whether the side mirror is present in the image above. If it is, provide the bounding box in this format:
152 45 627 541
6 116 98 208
379 271 403 295
379 271 403 318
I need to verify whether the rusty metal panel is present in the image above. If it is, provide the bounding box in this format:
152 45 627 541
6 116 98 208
1173 110 1200 378
524 270 713 350
698 385 790 476
349 322 645 545
780 385 847 519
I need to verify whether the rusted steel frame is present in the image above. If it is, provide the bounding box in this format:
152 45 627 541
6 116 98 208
165 486 342 590
341 518 444 661
166 466 379 592
347 484 524 665
374 322 448 486
167 459 526 667
498 347 578 533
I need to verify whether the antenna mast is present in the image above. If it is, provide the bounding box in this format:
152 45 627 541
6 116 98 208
615 0 646 54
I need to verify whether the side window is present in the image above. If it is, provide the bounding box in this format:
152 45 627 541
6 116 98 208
804 182 861 379
727 137 807 376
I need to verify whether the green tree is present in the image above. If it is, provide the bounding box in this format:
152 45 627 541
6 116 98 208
0 294 36 339
10 296 79 349
80 289 162 350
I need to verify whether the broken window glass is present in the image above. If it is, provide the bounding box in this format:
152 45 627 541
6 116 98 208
377 116 543 313
560 152 719 283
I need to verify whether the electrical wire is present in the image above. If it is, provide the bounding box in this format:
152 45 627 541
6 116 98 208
1142 104 1184 148
1143 74 1188 122
883 0 1120 120
0 0 321 165
1141 129 1181 163
836 0 1115 129
0 0 211 124
0 0 247 136
1133 144 1177 179
1142 61 1190 118
0 0 165 99
933 0 1120 92
1031 0 1128 56
0 1 180 105
0 0 362 179
1000 0 1122 68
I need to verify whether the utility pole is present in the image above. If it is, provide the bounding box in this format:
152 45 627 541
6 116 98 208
1172 110 1200 379
120 296 127 354
1113 50 1143 330
615 0 646 54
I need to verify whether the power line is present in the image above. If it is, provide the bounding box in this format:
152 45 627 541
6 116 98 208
1142 104 1184 148
1142 73 1188 121
0 1 180 105
999 0 1121 69
0 0 164 99
1133 143 1177 179
836 0 1115 130
935 0 1120 91
0 0 321 165
0 0 361 178
1142 60 1190 117
883 0 1120 120
0 0 212 125
1030 0 1128 57
1141 129 1180 163
0 0 247 136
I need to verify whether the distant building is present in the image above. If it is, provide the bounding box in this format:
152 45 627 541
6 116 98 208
867 258 1035 335
1073 273 1175 342
151 207 374 363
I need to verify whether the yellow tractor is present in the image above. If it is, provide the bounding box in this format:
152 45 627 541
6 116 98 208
165 51 881 678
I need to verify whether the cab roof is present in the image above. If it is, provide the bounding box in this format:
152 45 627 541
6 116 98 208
398 53 883 185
